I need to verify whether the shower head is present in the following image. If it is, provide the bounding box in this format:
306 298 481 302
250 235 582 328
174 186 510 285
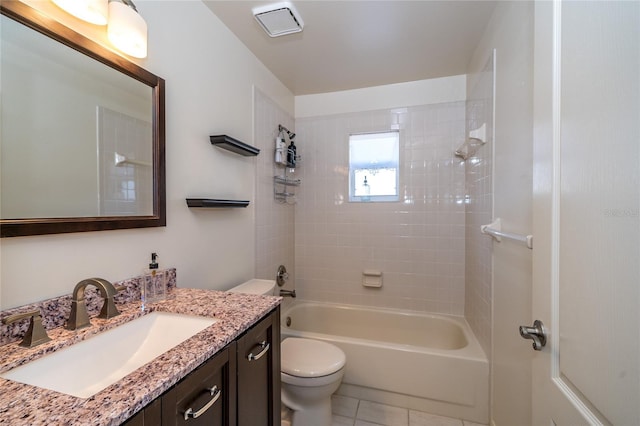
278 125 295 141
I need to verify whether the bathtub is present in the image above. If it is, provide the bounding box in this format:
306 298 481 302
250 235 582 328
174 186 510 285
280 301 489 423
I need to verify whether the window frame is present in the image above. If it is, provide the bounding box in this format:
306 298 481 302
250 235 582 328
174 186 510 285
348 130 400 203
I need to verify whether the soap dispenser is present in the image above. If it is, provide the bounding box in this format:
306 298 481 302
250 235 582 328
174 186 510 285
362 176 371 202
143 252 166 307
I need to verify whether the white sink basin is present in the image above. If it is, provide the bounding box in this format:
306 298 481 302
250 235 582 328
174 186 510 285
1 312 217 398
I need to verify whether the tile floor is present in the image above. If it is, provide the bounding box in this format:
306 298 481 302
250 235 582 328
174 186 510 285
282 395 488 426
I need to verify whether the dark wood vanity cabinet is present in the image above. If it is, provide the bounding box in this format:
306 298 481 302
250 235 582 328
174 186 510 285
236 307 280 426
122 307 280 426
123 399 162 426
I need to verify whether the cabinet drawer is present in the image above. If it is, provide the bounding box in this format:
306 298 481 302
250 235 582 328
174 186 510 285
162 343 237 426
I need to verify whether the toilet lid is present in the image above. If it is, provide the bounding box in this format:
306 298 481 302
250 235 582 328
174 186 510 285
281 338 346 378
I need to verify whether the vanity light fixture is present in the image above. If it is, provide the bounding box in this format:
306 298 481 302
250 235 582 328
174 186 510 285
51 0 109 25
253 2 304 37
107 0 148 58
50 0 148 58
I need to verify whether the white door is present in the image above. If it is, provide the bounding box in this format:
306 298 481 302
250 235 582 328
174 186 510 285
532 1 639 425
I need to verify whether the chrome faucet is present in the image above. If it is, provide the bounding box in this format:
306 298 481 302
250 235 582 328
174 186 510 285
279 289 296 298
66 278 123 330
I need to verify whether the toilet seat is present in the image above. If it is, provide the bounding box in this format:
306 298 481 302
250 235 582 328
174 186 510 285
281 337 346 378
281 368 344 387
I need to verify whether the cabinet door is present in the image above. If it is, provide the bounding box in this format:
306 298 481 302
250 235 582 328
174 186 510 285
236 308 281 426
122 397 161 425
162 343 237 426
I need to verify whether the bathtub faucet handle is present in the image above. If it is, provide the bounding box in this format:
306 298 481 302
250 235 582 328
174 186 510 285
276 265 289 286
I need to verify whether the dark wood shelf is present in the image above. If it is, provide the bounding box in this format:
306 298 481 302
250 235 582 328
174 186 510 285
186 198 250 208
210 135 259 156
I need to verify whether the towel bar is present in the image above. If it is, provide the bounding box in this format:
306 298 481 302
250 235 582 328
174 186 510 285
481 218 533 249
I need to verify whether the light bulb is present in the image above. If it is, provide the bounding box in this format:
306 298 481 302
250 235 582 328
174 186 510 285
107 0 148 58
51 0 108 25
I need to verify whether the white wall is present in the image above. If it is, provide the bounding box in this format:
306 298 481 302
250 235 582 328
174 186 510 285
295 75 467 118
0 1 294 309
467 2 534 425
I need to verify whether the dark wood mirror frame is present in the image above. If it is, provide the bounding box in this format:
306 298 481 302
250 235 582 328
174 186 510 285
0 1 166 238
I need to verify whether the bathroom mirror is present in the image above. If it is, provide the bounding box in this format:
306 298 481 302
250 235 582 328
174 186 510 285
0 1 165 237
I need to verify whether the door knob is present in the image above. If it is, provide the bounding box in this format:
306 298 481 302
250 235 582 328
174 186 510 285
519 320 547 351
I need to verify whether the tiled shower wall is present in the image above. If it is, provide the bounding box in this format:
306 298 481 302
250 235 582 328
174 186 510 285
464 55 494 357
294 103 467 315
254 89 296 286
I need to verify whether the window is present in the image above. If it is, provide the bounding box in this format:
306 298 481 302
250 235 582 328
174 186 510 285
349 131 399 202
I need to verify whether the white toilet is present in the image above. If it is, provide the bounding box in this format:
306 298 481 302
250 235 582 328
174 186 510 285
227 278 277 295
281 337 346 426
227 279 347 426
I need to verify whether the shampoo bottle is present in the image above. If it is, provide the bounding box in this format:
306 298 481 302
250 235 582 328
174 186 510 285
275 133 285 165
287 140 297 168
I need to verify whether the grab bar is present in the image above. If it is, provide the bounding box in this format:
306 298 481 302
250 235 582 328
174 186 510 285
481 218 533 249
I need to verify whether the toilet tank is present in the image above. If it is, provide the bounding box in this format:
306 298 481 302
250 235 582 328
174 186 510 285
227 279 276 296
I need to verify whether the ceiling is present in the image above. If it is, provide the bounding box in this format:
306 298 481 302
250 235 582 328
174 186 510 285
204 1 497 96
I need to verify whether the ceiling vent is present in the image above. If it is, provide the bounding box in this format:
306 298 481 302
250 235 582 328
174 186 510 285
253 2 304 37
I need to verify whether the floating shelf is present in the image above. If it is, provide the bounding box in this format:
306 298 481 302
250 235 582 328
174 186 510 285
186 198 250 208
210 135 260 156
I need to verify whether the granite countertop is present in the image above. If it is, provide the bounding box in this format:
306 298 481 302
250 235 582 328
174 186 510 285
0 288 281 425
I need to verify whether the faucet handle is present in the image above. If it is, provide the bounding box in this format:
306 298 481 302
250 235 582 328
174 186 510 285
2 310 52 348
276 265 289 286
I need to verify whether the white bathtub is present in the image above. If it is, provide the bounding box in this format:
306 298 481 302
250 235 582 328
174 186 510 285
281 301 489 423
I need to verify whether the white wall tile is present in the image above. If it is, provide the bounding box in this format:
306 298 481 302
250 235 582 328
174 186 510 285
295 102 466 315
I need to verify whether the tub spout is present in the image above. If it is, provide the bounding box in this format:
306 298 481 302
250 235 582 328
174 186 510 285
280 289 296 298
